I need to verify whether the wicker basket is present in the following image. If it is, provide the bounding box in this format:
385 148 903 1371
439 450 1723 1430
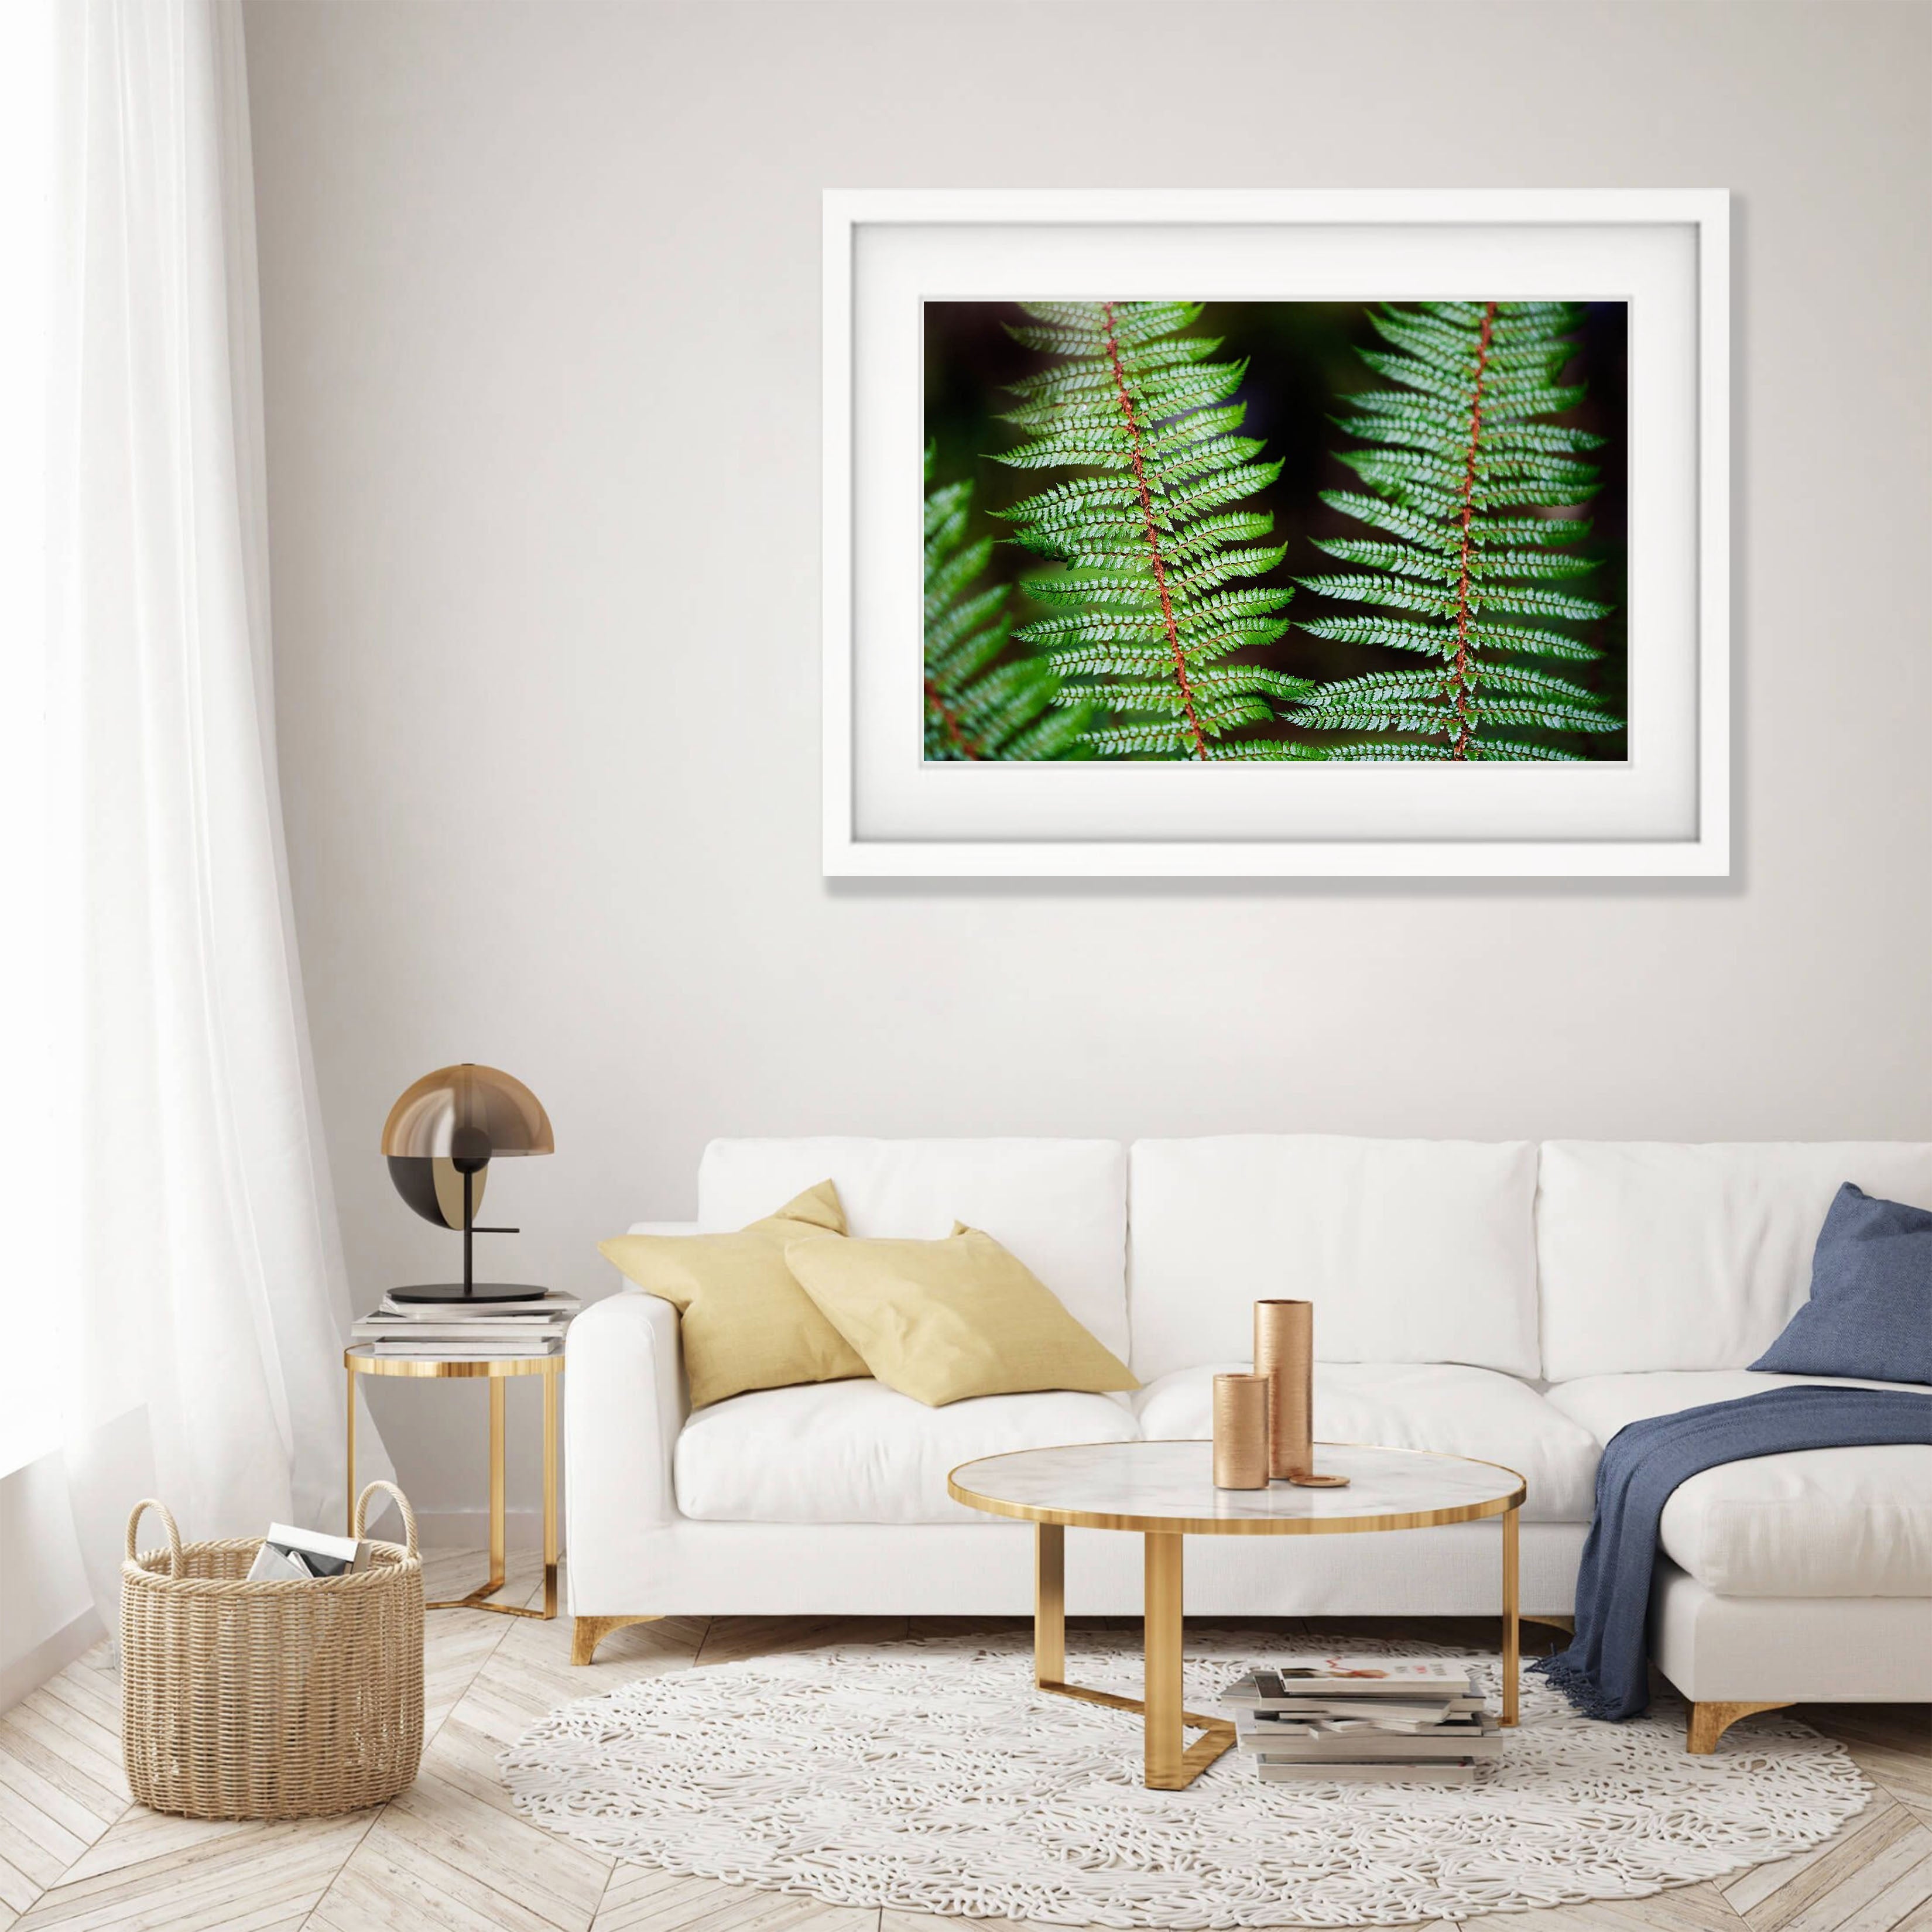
121 1481 424 1819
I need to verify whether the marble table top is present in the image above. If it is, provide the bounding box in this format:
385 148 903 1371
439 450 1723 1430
948 1440 1524 1534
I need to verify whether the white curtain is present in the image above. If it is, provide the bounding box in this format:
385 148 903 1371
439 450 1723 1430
43 0 388 1616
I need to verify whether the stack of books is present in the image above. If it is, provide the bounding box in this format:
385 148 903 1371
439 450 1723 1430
351 1290 579 1359
1221 1660 1502 1784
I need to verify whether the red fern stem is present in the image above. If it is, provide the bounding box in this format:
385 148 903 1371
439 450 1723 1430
1100 302 1208 761
1448 301 1499 761
924 682 987 760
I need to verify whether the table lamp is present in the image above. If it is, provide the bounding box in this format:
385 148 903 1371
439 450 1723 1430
382 1063 554 1303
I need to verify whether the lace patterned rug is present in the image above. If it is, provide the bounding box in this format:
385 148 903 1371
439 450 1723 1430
500 1632 1870 1927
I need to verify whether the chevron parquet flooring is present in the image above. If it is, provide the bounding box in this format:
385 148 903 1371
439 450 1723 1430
1 1553 1925 1931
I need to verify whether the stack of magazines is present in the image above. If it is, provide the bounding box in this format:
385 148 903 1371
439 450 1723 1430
351 1289 580 1359
1221 1660 1501 1783
246 1522 372 1582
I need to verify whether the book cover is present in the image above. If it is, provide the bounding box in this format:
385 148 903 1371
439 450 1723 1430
245 1542 316 1584
369 1340 560 1355
1223 1666 1478 1705
1241 1727 1501 1762
251 1523 370 1580
1256 1759 1480 1784
352 1320 569 1340
377 1292 580 1318
1236 1698 1484 1725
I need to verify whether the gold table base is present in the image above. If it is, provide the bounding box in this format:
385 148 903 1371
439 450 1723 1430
1029 1504 1520 1789
1034 1523 1236 1789
344 1347 561 1619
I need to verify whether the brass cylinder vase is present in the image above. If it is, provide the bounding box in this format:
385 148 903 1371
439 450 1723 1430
1253 1299 1351 1488
1253 1300 1313 1481
1211 1373 1270 1489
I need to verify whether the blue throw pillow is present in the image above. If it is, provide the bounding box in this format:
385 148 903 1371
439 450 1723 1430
1751 1182 1932 1384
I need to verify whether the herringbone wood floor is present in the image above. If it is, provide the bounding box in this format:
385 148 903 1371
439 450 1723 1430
1 1553 1926 1931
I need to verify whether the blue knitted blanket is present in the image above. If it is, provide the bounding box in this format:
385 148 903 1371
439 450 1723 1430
1534 1385 1932 1721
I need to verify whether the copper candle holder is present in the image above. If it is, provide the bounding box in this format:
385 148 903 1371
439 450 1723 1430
1253 1299 1350 1488
1211 1373 1270 1489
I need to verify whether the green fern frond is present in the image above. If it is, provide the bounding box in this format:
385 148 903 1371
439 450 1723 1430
923 444 1097 761
1304 739 1472 763
993 302 1294 761
1464 739 1588 762
1291 300 1623 761
1203 741 1329 762
1299 612 1457 657
1082 720 1199 756
1193 666 1316 701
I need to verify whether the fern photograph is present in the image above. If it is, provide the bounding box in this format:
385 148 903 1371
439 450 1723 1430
923 299 1628 764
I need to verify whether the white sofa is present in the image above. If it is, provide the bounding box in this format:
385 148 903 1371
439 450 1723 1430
566 1136 1932 1746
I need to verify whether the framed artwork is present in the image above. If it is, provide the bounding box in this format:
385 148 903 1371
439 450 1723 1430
822 190 1728 877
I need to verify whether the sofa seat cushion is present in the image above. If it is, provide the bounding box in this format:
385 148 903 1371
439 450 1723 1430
1547 1372 1932 1597
674 1379 1139 1525
1132 1362 1600 1522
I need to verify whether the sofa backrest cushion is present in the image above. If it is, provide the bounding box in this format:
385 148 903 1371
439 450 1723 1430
1537 1141 1932 1382
1127 1136 1540 1382
697 1138 1130 1361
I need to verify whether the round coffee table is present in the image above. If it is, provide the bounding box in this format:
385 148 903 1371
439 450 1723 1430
948 1439 1526 1790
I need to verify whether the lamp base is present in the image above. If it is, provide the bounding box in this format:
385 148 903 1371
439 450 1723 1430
387 1282 553 1305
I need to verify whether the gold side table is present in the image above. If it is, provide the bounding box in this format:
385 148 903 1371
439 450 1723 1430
345 1345 561 1619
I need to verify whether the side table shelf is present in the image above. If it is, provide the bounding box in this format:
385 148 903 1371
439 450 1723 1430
344 1345 562 1619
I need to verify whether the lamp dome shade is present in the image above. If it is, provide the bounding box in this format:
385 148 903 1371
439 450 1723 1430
381 1064 554 1166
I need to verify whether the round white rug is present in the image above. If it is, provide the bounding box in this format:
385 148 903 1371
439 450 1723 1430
500 1632 1871 1927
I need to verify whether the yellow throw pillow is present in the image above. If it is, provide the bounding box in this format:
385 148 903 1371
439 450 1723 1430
598 1181 868 1408
783 1223 1138 1407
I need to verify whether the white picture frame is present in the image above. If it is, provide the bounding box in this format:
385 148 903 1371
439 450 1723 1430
823 189 1728 878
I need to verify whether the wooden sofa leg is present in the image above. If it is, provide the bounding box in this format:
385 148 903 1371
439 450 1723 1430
573 1614 662 1666
1687 1700 1791 1753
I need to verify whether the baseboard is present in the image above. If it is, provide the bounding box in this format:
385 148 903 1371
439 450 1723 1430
1 1606 108 1714
409 1506 560 1553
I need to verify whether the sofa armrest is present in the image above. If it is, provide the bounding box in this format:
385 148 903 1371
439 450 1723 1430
566 1289 686 1554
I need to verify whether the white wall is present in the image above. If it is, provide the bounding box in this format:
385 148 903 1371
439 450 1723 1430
0 1457 100 1710
242 0 1932 1525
